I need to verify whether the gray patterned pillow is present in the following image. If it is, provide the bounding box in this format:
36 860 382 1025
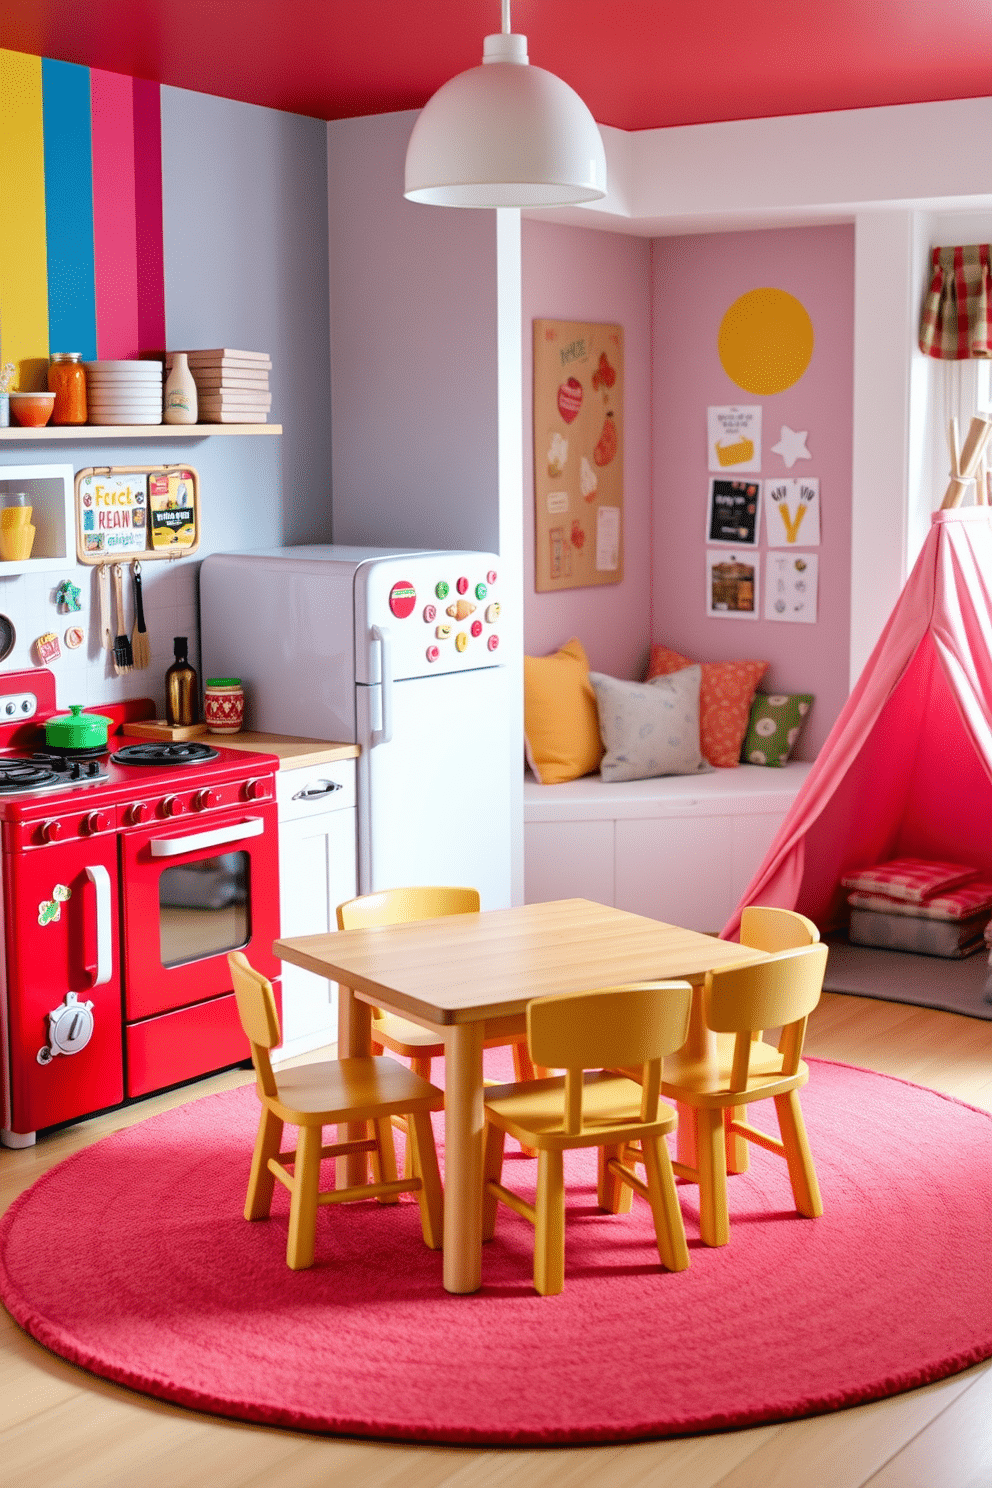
589 666 711 783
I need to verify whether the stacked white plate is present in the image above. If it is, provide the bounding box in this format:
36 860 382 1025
84 360 163 425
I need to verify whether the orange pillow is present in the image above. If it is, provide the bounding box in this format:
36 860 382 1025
647 644 768 768
524 638 604 784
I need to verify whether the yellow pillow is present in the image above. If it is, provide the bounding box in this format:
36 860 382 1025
524 637 604 784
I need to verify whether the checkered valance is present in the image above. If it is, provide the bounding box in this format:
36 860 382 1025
919 244 992 359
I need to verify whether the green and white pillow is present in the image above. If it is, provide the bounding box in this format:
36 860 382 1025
742 692 813 767
589 666 711 783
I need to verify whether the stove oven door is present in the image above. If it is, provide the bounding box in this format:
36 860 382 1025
120 801 280 1096
2 834 123 1141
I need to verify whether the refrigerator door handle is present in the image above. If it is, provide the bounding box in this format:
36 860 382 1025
370 625 393 745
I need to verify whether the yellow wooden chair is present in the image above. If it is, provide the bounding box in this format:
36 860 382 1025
482 982 693 1296
336 886 538 1165
662 942 828 1248
228 951 444 1270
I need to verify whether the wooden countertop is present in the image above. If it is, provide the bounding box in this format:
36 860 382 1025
121 720 358 769
213 733 359 769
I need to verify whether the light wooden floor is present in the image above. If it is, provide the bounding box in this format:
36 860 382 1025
2 991 990 1488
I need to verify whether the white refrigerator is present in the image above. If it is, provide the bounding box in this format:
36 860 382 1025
200 546 512 909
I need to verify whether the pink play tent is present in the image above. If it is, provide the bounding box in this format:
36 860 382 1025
723 503 992 938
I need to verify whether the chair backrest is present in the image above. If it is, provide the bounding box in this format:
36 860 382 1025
704 943 828 1088
228 951 280 1098
740 905 820 952
527 983 693 1135
336 885 481 931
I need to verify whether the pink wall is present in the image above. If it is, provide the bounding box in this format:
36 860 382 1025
522 220 653 679
651 224 855 759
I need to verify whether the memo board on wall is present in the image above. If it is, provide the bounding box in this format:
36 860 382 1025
75 466 200 564
533 319 624 592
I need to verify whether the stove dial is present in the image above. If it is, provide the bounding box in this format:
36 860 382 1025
243 778 268 801
40 820 63 843
161 795 186 818
193 788 221 811
83 810 113 835
125 802 148 826
37 991 95 1064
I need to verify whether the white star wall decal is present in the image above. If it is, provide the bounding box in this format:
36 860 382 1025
771 426 811 468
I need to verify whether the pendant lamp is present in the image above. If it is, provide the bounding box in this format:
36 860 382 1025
404 0 607 208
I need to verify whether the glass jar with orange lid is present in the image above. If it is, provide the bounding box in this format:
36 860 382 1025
47 353 88 425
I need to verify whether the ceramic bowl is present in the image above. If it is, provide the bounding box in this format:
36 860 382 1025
9 392 56 428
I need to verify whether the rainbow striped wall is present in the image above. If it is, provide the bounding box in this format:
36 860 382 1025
0 51 165 390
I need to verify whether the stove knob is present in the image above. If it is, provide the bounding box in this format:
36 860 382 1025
40 820 63 843
125 802 148 826
193 788 221 811
243 778 268 801
83 810 112 835
161 795 186 818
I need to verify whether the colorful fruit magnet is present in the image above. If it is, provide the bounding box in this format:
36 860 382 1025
485 603 501 623
388 581 417 619
593 411 618 467
455 631 468 652
423 604 436 623
446 599 475 621
557 376 582 423
64 625 85 650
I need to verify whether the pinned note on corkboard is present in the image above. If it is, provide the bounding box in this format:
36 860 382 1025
533 319 623 592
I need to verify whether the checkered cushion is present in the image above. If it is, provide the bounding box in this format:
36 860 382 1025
847 879 992 922
840 857 978 905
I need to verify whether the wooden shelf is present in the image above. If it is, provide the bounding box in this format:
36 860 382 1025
0 424 281 441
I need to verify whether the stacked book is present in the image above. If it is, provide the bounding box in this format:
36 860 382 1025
166 349 272 423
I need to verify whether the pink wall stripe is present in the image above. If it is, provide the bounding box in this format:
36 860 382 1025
132 77 166 355
90 69 140 359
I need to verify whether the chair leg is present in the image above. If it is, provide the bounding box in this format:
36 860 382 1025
404 1058 433 1178
597 1143 634 1214
286 1123 323 1269
373 1117 400 1203
775 1089 823 1218
245 1108 283 1221
696 1107 730 1247
641 1136 690 1272
725 1104 750 1173
482 1123 506 1240
510 1044 538 1157
533 1149 565 1296
408 1110 444 1250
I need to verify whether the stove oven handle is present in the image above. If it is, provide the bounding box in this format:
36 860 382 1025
149 817 265 858
84 864 112 987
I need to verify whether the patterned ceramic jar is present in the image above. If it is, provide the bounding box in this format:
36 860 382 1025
203 677 245 734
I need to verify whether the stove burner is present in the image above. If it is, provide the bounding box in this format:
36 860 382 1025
37 741 109 760
0 761 62 794
113 741 220 767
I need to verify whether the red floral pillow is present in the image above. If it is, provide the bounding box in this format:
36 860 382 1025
647 644 768 768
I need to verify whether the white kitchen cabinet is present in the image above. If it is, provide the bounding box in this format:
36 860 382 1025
275 758 356 1061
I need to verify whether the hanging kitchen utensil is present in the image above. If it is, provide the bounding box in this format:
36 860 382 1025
131 560 150 669
98 564 113 652
111 564 133 674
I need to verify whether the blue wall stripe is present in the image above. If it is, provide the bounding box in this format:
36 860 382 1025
42 57 97 360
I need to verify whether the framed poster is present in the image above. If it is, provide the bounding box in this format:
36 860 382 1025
533 319 623 592
765 550 818 622
707 478 761 546
764 477 820 546
706 550 759 619
707 405 761 473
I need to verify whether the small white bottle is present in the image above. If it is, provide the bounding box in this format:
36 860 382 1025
163 352 198 425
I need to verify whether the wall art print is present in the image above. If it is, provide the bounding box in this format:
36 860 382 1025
533 319 624 592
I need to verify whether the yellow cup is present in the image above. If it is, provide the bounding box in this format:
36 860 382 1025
0 525 36 561
1 505 32 530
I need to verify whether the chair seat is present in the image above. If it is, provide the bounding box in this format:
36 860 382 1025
373 1013 446 1056
485 1070 679 1150
272 1055 444 1125
662 1055 810 1109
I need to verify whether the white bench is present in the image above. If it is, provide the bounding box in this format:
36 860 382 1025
524 762 812 933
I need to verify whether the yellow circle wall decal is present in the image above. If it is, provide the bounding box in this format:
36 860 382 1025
718 288 814 395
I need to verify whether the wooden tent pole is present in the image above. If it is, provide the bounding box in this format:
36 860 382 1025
940 414 992 509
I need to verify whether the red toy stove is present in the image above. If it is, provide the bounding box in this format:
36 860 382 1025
0 669 280 1148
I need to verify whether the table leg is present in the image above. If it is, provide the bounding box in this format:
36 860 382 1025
442 1021 485 1295
337 983 373 1188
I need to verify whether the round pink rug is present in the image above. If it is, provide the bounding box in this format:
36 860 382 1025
1 1058 990 1445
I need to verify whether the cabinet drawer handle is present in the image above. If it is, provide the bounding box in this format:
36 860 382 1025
292 780 344 801
150 818 265 857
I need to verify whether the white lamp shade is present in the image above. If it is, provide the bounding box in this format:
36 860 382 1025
405 45 607 208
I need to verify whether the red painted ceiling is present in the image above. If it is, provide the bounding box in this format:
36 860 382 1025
1 0 990 131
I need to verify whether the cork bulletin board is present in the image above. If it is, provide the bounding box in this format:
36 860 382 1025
533 319 624 592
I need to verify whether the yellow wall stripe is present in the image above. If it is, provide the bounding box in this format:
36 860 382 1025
0 49 50 390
